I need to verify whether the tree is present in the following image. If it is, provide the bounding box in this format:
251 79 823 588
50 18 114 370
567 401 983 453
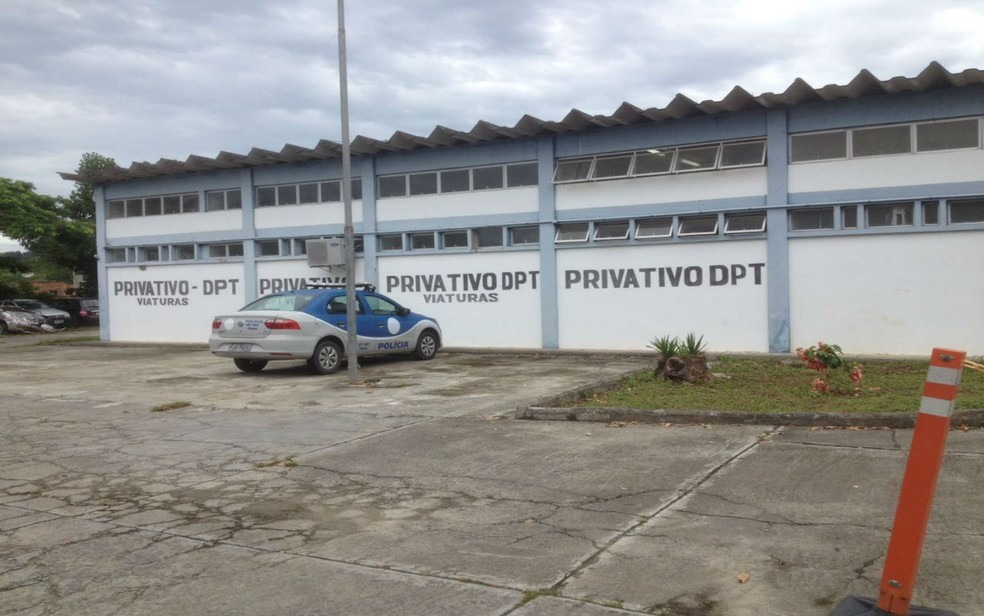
63 152 118 223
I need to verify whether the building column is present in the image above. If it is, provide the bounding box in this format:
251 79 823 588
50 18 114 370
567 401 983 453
360 157 379 285
93 185 110 341
766 109 791 352
537 136 558 349
239 168 258 301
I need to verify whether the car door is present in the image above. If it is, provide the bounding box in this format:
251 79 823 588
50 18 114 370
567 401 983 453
358 293 416 354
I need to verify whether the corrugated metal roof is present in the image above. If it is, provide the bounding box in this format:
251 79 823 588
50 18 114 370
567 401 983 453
59 62 984 184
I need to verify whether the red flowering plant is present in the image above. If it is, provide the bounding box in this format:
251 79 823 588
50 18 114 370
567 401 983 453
795 341 864 394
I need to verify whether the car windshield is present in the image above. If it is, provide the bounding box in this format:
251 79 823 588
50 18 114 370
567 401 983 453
17 300 46 309
241 293 317 312
81 300 99 309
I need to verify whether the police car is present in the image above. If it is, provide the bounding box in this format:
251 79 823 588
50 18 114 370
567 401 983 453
209 285 441 374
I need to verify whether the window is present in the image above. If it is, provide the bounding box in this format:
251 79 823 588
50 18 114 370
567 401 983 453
173 244 196 260
678 216 718 236
633 150 674 175
475 227 503 248
921 201 939 225
674 146 718 172
509 226 539 245
409 172 438 196
593 155 632 179
949 198 984 224
721 142 766 167
298 183 319 204
106 247 127 263
554 159 592 182
276 185 297 206
506 162 538 187
790 131 847 162
555 223 589 242
635 218 672 238
917 119 979 152
378 175 407 198
206 189 242 211
441 169 470 193
207 243 243 258
867 203 913 227
853 125 911 157
594 221 630 240
163 195 181 214
107 200 125 219
842 205 858 229
378 234 403 251
441 231 468 248
320 181 341 202
181 193 199 213
473 166 504 190
125 199 142 217
724 212 766 233
138 246 160 262
365 295 400 316
410 232 435 250
256 240 280 256
144 197 162 216
789 208 834 231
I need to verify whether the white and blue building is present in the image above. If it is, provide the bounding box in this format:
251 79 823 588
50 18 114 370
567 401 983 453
64 62 984 355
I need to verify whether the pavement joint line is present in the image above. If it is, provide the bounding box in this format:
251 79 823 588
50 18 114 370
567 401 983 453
541 426 782 596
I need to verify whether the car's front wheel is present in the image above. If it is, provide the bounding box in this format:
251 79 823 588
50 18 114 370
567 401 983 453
308 339 343 374
414 329 439 360
234 358 268 373
0 321 8 335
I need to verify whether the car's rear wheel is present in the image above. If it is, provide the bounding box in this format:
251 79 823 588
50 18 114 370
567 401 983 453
308 339 343 374
414 329 439 360
234 358 268 373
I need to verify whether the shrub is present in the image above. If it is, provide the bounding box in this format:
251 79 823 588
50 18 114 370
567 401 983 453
795 341 863 394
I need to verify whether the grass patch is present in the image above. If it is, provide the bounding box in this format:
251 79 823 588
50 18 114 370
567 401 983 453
577 357 984 414
150 401 192 412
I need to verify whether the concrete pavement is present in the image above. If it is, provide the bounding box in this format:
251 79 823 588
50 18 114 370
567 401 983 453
1 337 981 615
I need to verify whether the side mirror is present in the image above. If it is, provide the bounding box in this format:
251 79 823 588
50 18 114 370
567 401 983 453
398 307 411 317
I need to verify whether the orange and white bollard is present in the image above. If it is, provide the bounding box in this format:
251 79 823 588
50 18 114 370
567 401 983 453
831 348 966 616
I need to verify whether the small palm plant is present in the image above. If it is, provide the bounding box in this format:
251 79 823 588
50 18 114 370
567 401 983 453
648 332 710 383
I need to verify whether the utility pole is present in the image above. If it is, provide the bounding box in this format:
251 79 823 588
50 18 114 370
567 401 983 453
337 0 358 383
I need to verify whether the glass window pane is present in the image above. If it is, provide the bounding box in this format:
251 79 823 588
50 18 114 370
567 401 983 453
277 185 297 205
506 162 538 187
724 212 767 233
227 243 243 257
509 226 539 245
174 244 196 260
788 208 834 231
633 150 674 175
320 181 341 202
410 233 435 250
635 218 672 238
182 193 199 213
721 141 766 167
125 199 142 217
378 234 403 251
440 169 470 193
106 248 127 263
473 166 504 190
352 178 363 200
554 159 592 182
408 172 438 196
917 119 979 151
842 205 858 229
208 245 226 258
257 187 276 207
226 190 242 209
678 216 718 236
256 240 280 256
206 192 226 212
555 223 589 242
440 231 468 248
107 200 125 218
139 246 159 262
378 175 407 198
922 200 939 225
163 195 181 214
790 131 847 162
853 125 911 157
674 146 718 171
298 183 319 204
594 221 630 240
867 202 913 227
949 198 984 224
475 227 503 248
593 156 632 179
142 197 161 216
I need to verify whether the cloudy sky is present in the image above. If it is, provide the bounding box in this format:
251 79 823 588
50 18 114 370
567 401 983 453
1 0 983 250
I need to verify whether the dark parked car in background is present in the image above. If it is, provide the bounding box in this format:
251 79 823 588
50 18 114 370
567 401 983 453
12 299 70 329
51 298 101 326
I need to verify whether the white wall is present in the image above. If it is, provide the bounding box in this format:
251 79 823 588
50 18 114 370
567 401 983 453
789 231 984 355
255 259 366 295
376 187 538 222
107 210 241 239
254 201 363 229
789 149 984 195
556 167 766 212
377 251 542 348
557 241 769 351
107 263 245 343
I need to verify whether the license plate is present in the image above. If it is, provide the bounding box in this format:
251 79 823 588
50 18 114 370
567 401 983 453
227 343 252 352
53 320 65 325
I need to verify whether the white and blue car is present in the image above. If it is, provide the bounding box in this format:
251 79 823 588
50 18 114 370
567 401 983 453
209 286 442 374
